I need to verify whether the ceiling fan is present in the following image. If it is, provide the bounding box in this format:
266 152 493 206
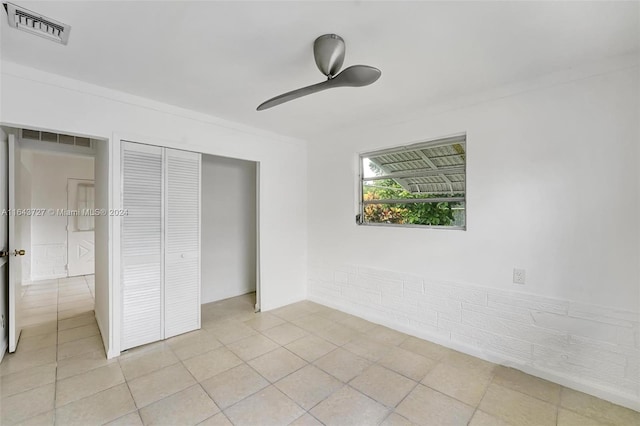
257 34 381 111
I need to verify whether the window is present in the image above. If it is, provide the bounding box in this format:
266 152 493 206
75 183 95 231
358 134 466 229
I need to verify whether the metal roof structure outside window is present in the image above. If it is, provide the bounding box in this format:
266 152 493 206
359 134 466 229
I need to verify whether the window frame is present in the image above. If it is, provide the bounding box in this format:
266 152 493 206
357 134 467 230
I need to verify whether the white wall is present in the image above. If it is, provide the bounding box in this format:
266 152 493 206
0 128 8 360
94 140 109 353
201 155 257 304
1 61 308 357
27 151 94 281
307 62 640 409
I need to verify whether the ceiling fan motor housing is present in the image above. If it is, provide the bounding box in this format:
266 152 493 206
314 34 346 78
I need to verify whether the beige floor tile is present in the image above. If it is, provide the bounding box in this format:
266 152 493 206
58 313 96 331
13 409 55 426
350 365 417 408
315 323 362 346
200 363 269 409
441 350 496 372
289 414 324 425
270 304 315 322
493 366 562 405
343 335 393 362
19 321 57 338
0 345 57 377
400 336 451 361
285 335 337 362
15 333 57 353
244 312 286 331
479 383 557 426
0 383 55 425
105 411 144 426
380 412 418 426
367 325 410 346
197 412 233 426
22 313 57 328
55 383 136 426
468 410 513 426
57 293 93 305
205 320 258 345
57 334 103 360
58 323 99 344
422 360 494 406
118 345 180 381
0 363 56 398
378 346 437 381
56 362 125 407
22 298 57 310
275 365 343 410
291 314 336 334
396 384 475 426
310 385 389 425
261 322 307 346
56 349 112 380
248 347 307 382
227 334 280 361
336 314 377 333
183 347 244 382
560 387 640 425
557 408 609 426
320 309 354 323
167 329 223 360
58 306 94 320
23 305 57 317
224 385 305 426
139 385 220 426
314 348 371 382
128 363 197 408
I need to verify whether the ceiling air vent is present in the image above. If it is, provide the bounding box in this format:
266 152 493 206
3 2 71 45
20 129 94 149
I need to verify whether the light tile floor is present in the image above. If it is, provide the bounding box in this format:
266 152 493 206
20 275 95 328
1 292 639 425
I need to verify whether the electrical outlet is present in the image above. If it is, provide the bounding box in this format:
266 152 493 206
513 268 526 285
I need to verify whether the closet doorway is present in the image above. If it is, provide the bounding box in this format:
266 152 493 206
117 140 259 353
200 154 258 317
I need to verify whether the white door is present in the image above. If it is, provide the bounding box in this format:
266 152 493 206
121 142 164 350
0 132 8 355
67 178 95 277
8 134 26 352
164 149 201 338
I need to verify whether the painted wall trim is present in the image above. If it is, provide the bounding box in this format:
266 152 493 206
0 61 304 150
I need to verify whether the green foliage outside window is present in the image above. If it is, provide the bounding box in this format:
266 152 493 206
362 178 460 226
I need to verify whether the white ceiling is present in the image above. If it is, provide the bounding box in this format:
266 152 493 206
1 1 638 140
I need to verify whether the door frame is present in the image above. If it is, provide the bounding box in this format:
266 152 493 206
0 122 110 357
67 178 96 278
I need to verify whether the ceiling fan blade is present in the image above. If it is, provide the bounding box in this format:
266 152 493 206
257 80 336 111
333 65 382 87
256 65 381 111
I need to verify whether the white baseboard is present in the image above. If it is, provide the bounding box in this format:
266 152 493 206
309 295 640 412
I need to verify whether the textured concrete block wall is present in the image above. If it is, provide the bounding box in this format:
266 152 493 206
308 264 639 409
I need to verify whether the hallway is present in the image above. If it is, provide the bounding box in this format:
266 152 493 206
21 275 95 328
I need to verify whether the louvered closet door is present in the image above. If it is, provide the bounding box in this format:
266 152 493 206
164 149 201 338
121 142 164 350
